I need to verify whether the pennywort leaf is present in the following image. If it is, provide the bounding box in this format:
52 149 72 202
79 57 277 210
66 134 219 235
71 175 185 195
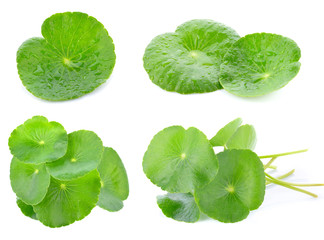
17 12 116 101
226 124 257 150
8 116 68 164
143 19 240 94
194 149 265 223
219 33 301 97
46 130 103 180
143 126 218 193
210 119 256 150
33 170 101 228
97 147 129 212
16 199 37 220
157 193 200 223
210 118 242 147
10 157 50 205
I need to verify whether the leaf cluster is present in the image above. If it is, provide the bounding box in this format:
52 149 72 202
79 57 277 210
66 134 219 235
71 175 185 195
8 116 129 227
143 19 301 97
143 118 322 223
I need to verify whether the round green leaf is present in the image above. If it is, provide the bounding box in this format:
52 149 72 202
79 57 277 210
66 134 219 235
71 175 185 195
210 118 242 147
143 126 218 193
97 147 129 212
219 33 301 97
47 130 103 180
195 149 265 223
17 199 37 220
17 12 116 101
10 157 50 205
8 116 68 164
226 124 257 150
157 193 200 223
143 19 240 94
33 170 101 228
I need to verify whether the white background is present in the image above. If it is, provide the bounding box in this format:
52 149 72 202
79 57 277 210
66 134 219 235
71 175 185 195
1 0 323 239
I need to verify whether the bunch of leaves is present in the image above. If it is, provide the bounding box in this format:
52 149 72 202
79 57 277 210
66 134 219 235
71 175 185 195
143 19 301 97
8 116 129 227
142 118 323 223
17 12 116 101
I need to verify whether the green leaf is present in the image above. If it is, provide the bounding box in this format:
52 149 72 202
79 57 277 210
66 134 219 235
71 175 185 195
17 12 116 101
210 118 242 147
46 130 103 180
143 19 240 94
143 126 218 193
16 199 37 220
226 124 257 150
195 149 265 223
8 116 68 164
33 170 101 228
97 147 129 212
219 33 301 97
10 157 50 205
157 193 200 223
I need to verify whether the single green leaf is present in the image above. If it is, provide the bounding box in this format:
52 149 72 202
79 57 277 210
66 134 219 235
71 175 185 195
17 12 116 101
219 33 301 97
143 19 240 94
226 124 257 150
8 116 68 164
16 199 37 220
210 118 242 147
46 130 103 180
143 126 218 193
33 170 101 228
195 149 265 223
10 157 50 205
97 147 129 212
157 193 200 223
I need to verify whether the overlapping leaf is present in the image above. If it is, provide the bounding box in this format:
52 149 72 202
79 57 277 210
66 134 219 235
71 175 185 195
9 116 68 164
143 19 240 94
97 147 129 212
195 149 265 223
157 193 200 223
46 130 103 180
219 33 301 97
143 126 218 193
33 170 101 227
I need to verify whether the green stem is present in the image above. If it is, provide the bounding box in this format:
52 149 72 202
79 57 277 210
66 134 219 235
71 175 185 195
264 157 278 169
266 169 295 185
259 149 308 159
274 180 324 187
265 173 318 198
277 169 295 180
267 165 277 170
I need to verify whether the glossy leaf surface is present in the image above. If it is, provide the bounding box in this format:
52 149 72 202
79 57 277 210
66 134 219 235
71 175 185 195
144 19 240 94
220 33 301 97
17 12 116 101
